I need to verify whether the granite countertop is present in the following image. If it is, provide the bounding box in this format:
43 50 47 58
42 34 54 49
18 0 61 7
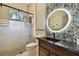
36 36 79 53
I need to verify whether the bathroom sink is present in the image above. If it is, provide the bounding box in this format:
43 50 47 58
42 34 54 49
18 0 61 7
43 37 60 42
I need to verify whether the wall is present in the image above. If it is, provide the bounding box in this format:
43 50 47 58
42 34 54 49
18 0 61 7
5 3 28 11
0 6 9 22
46 3 79 51
36 3 46 30
28 3 46 36
35 3 46 36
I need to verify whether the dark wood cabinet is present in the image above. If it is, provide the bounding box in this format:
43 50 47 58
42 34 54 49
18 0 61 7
39 46 49 56
37 38 79 56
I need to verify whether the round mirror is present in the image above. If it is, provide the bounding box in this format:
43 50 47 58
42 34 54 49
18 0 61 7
46 9 71 33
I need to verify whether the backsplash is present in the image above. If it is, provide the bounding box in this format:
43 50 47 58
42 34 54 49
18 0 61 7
46 3 79 50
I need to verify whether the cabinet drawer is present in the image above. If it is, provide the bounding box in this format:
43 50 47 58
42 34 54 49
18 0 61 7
50 47 64 56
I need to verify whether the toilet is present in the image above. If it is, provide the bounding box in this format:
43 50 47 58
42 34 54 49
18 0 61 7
25 42 38 56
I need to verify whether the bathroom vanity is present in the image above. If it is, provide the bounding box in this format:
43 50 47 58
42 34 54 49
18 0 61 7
37 37 79 56
36 3 79 56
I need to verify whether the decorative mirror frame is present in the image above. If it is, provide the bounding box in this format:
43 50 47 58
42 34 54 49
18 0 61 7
46 8 71 33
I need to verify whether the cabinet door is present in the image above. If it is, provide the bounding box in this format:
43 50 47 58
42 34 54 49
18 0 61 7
50 45 79 56
39 46 49 56
50 53 57 56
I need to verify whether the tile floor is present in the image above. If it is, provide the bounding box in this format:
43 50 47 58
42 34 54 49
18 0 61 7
16 46 38 56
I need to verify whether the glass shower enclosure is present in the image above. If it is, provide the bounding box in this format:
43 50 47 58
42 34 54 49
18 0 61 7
0 3 34 56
